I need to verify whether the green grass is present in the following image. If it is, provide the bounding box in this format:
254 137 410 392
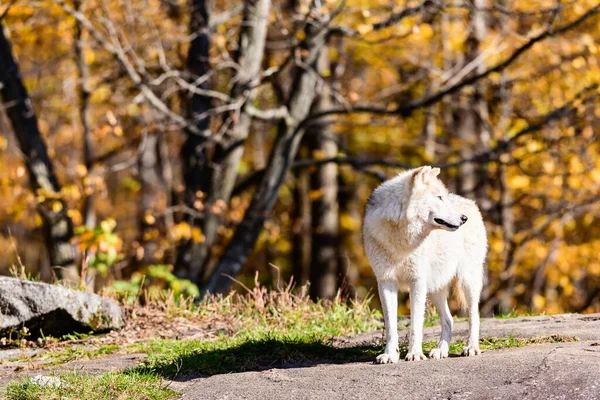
128 333 578 378
423 314 440 327
34 344 118 365
474 334 577 350
142 334 578 377
415 334 577 360
493 310 546 319
132 335 380 377
6 371 176 400
0 344 121 367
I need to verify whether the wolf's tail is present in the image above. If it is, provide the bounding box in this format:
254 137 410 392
450 277 467 312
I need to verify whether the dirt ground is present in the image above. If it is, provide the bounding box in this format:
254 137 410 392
2 313 600 399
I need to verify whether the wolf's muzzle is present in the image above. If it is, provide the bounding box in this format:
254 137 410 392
434 218 460 230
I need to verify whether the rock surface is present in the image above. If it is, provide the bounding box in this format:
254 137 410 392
0 277 125 338
178 340 600 400
333 312 600 348
174 313 600 399
1 313 600 399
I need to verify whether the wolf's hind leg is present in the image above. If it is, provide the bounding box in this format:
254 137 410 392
461 278 482 357
429 290 452 360
375 280 399 364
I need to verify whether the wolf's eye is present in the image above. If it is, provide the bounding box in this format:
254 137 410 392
437 196 443 201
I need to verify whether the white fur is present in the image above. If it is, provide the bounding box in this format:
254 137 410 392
363 166 487 363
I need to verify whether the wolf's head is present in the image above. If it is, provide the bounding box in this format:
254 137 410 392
406 166 467 232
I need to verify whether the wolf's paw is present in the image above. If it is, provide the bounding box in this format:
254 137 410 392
461 345 481 357
404 352 427 361
429 347 449 360
375 353 399 364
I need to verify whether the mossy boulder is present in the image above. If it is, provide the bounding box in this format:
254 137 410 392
0 276 125 338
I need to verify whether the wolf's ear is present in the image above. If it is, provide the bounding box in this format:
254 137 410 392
411 167 425 186
411 166 432 188
430 167 440 178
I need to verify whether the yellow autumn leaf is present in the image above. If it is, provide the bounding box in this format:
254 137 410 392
191 228 205 243
52 201 63 213
83 48 95 64
144 212 156 225
76 164 88 177
532 294 546 310
340 214 359 231
569 157 584 174
91 85 112 103
509 175 530 189
571 56 586 69
357 24 372 35
309 189 323 200
418 24 434 39
311 149 327 159
100 218 117 232
526 140 542 152
542 160 555 173
180 222 193 238
490 238 504 254
127 103 141 117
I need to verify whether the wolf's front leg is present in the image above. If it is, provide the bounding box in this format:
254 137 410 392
375 280 399 364
461 281 482 357
406 279 427 361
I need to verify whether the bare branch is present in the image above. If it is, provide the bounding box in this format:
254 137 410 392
54 0 206 136
306 2 600 122
245 105 289 120
232 83 600 194
0 0 18 22
209 5 244 29
328 0 440 38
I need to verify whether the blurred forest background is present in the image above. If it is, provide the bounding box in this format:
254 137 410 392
0 0 599 316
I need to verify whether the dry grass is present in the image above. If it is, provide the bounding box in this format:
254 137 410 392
98 274 381 346
2 276 381 368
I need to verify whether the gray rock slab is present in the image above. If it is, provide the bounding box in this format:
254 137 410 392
0 277 125 338
333 313 600 348
177 340 600 400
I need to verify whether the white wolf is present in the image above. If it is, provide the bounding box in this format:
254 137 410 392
363 166 487 363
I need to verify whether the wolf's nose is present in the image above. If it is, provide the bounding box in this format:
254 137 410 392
460 215 468 224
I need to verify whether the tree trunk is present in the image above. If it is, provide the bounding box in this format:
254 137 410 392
308 48 339 301
203 10 327 295
479 0 512 315
337 173 359 299
422 20 441 162
73 0 96 289
291 162 311 287
0 22 76 273
457 0 490 200
174 0 213 280
138 133 168 266
192 0 272 284
455 108 479 197
329 36 356 299
73 0 95 230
